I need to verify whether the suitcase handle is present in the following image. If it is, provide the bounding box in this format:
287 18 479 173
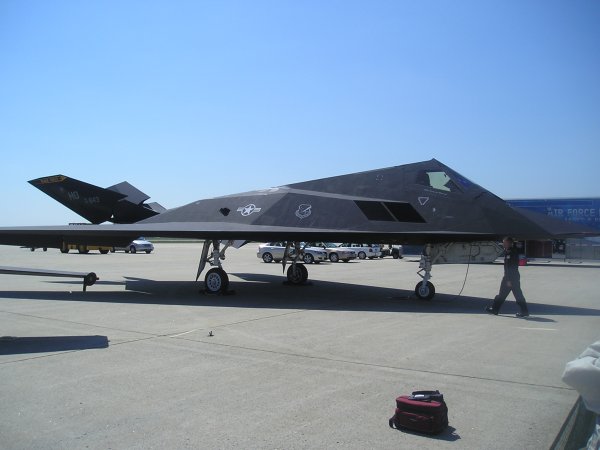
412 390 441 396
410 390 444 402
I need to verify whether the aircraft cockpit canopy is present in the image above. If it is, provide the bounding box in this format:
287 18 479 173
415 170 462 192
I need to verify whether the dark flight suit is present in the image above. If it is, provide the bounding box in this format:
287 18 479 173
490 246 529 315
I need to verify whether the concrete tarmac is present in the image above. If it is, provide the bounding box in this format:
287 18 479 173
0 243 598 449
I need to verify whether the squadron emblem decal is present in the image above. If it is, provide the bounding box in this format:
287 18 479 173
237 204 262 216
295 204 312 219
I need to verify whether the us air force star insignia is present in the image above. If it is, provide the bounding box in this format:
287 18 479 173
237 204 262 216
295 204 312 219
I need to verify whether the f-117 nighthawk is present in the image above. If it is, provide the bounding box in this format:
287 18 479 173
0 159 595 298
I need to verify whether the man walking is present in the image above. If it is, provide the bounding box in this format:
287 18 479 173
486 237 530 317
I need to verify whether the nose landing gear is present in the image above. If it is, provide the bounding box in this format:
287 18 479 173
415 244 436 300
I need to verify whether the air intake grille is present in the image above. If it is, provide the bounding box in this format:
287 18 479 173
355 201 425 223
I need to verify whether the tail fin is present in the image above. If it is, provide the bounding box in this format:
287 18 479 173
29 175 163 224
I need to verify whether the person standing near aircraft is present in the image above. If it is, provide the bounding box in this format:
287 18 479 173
486 237 530 317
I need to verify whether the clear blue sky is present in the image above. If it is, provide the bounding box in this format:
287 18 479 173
1 0 599 225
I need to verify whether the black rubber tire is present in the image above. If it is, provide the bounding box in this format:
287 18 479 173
358 251 366 260
129 246 136 254
299 264 308 283
262 252 274 263
303 253 314 264
99 249 109 254
60 248 69 254
204 268 229 294
329 253 339 263
84 272 98 287
145 250 152 254
415 281 435 300
287 264 307 284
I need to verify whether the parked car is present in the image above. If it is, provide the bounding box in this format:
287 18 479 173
257 242 328 264
379 244 404 259
306 242 357 262
112 237 154 254
340 243 382 259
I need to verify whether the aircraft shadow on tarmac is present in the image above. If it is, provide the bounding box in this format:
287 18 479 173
0 274 598 318
0 335 109 355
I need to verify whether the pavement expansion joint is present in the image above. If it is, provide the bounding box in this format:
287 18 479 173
171 336 576 392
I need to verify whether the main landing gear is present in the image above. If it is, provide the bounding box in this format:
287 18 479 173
197 240 235 295
282 242 309 285
196 240 310 294
415 243 436 300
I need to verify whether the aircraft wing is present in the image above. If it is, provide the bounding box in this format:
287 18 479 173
0 222 499 250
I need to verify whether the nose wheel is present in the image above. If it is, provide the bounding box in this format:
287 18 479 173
415 281 435 300
415 243 436 300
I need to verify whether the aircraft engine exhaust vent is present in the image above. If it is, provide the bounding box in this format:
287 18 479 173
355 201 426 223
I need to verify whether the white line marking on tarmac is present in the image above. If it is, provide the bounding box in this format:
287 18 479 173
517 327 557 331
169 329 201 337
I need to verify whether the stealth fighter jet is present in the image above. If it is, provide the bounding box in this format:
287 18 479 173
0 159 595 298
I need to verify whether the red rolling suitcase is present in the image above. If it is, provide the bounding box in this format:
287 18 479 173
388 390 448 434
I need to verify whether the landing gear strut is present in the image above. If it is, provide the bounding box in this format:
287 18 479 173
197 240 235 295
283 241 309 285
196 240 310 294
415 244 436 300
286 263 308 284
